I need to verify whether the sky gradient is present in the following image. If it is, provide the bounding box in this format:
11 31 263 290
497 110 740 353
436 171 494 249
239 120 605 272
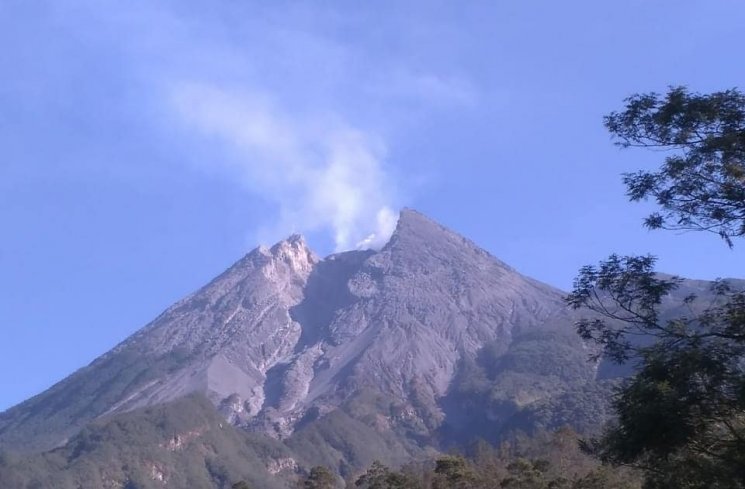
1 0 744 411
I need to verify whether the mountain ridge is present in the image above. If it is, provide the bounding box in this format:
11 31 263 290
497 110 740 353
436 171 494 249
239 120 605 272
1 209 589 454
3 208 742 487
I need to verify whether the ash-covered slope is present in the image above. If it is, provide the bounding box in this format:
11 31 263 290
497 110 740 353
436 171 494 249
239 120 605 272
254 209 587 438
0 209 593 454
0 234 318 452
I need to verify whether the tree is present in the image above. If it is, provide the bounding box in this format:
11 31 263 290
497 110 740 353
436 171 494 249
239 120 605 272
499 458 566 489
572 467 638 489
604 86 745 246
232 482 252 489
355 461 420 489
432 455 478 489
569 86 745 488
302 466 336 489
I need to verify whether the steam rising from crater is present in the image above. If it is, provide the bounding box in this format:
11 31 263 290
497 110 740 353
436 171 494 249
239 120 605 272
170 83 398 251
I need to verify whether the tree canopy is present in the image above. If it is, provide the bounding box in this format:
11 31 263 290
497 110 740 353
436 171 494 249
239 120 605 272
302 466 337 489
570 86 745 488
605 87 745 246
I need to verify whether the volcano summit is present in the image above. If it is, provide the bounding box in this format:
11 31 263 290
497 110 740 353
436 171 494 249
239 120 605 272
0 209 633 486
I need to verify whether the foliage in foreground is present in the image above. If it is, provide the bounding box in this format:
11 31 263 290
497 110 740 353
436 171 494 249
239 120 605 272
293 428 639 489
569 86 745 488
604 86 745 246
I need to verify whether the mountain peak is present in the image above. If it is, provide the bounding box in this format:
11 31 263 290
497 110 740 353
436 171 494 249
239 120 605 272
0 206 582 457
389 207 454 243
397 206 434 225
270 233 307 249
388 207 475 248
381 207 516 276
268 234 317 273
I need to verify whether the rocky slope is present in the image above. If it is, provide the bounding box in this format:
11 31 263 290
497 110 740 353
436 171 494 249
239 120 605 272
2 208 741 487
1 209 600 456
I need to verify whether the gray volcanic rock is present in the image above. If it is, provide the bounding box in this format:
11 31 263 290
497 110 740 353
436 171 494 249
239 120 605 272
0 209 594 453
0 235 319 451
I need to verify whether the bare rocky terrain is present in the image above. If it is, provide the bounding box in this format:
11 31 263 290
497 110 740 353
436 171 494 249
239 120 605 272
0 209 594 453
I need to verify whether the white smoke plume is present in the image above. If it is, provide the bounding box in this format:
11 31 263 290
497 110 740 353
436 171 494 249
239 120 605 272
169 82 398 251
52 3 475 251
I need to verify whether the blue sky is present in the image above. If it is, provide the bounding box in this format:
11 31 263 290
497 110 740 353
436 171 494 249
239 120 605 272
1 0 744 411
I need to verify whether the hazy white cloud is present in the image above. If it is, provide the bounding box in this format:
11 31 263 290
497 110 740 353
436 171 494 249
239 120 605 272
169 82 397 251
54 2 477 251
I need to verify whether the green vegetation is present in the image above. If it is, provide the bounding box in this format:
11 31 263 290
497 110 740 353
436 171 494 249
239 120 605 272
441 331 612 445
569 87 745 488
604 87 745 246
0 391 641 489
0 394 295 489
0 347 194 453
286 389 428 478
327 427 639 488
302 466 337 488
354 460 420 488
